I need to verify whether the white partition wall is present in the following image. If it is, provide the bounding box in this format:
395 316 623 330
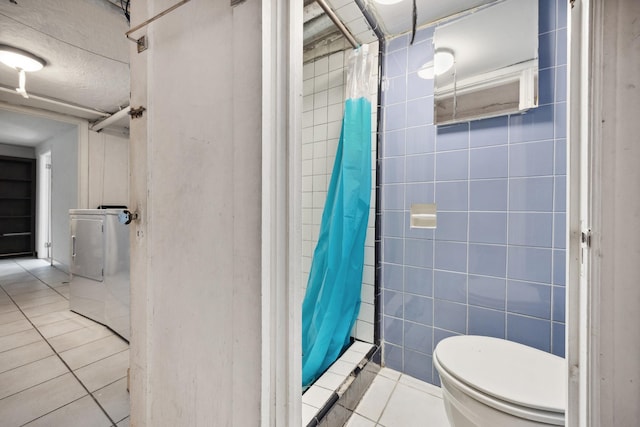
35 127 78 271
128 1 302 425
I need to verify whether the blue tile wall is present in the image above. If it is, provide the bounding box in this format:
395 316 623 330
435 151 468 181
434 300 467 334
406 125 435 154
383 237 403 265
434 270 467 303
468 244 507 277
383 263 404 291
382 210 405 238
508 246 553 283
405 266 433 296
470 146 508 179
508 213 553 247
404 322 432 353
538 67 555 105
405 294 434 325
404 238 433 268
380 0 567 384
383 290 404 318
385 342 403 371
552 322 565 357
468 306 506 339
468 212 507 244
406 154 434 182
407 97 434 127
553 250 566 286
468 275 506 310
404 350 433 383
384 129 406 157
405 182 434 207
507 314 551 352
507 280 552 319
407 73 434 101
539 0 557 34
509 177 554 211
383 183 404 210
434 212 468 242
469 179 508 211
510 140 555 177
382 156 405 183
384 315 403 346
385 76 407 105
469 116 508 147
434 241 467 273
435 181 468 211
437 123 469 150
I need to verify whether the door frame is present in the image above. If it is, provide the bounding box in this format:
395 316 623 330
0 103 90 265
37 150 52 261
261 0 303 425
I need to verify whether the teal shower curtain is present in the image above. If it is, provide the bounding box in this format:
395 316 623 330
302 45 373 387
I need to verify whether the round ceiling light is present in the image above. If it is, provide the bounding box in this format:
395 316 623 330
417 49 455 80
0 45 45 72
434 49 455 76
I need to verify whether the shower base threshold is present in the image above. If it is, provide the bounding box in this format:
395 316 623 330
302 340 380 427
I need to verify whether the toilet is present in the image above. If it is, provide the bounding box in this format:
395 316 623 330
433 335 566 426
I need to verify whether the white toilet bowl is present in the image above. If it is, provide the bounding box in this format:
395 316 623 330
433 336 565 427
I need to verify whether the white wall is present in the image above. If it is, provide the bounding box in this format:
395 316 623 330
0 143 35 159
591 0 640 424
35 128 78 270
88 131 129 208
301 41 378 343
129 1 263 425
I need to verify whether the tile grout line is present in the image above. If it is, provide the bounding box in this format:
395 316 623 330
17 394 106 427
2 262 69 303
2 261 119 427
373 376 400 426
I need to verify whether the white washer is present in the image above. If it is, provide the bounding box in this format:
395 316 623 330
69 209 130 341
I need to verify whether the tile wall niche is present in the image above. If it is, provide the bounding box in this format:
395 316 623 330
380 0 568 384
302 39 379 343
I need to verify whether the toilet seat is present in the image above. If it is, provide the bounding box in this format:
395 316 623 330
433 336 565 425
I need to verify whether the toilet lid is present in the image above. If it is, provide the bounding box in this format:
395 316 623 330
434 336 566 413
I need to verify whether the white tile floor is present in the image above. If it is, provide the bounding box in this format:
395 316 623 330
3 259 447 427
346 368 450 427
0 258 130 427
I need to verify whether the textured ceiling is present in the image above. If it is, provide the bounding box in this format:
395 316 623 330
0 109 75 146
0 0 502 144
364 0 498 36
307 1 499 55
0 0 129 139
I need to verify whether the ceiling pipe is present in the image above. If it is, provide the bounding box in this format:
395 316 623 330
314 0 359 49
90 105 131 132
304 14 342 46
0 85 110 117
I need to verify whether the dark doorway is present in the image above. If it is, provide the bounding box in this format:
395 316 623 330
0 155 36 257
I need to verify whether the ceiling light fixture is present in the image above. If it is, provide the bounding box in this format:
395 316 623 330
417 49 455 80
0 45 45 72
0 45 46 99
434 49 455 75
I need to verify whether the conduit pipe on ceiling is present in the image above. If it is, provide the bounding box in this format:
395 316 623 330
314 0 359 49
90 106 131 132
0 85 110 117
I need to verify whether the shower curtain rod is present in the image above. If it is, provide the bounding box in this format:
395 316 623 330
315 0 359 49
